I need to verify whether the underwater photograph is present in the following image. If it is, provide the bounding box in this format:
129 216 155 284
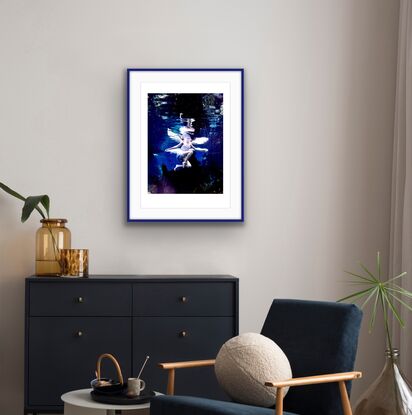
147 93 224 194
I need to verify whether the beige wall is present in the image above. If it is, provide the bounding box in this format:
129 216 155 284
0 0 399 413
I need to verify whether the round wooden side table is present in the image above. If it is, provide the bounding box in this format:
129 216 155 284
61 388 158 415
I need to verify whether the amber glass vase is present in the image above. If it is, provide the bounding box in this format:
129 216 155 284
354 349 412 415
35 219 71 276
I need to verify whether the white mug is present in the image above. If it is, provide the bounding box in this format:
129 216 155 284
127 377 146 397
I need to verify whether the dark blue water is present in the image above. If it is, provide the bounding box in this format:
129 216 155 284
147 93 223 194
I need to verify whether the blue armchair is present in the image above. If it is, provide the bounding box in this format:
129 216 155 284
150 299 363 415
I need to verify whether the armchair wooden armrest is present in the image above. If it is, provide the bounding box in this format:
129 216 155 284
265 371 362 415
158 359 216 395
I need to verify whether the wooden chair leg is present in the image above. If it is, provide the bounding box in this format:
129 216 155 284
339 381 353 415
275 387 284 415
167 369 175 395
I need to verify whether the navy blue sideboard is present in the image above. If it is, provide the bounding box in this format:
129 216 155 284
24 275 239 414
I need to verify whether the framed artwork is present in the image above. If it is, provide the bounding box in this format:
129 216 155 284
127 68 244 222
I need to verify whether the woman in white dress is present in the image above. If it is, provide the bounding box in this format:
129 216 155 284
165 121 208 171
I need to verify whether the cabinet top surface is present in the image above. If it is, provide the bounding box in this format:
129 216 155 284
26 274 238 282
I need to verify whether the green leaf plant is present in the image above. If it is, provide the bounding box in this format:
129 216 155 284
0 182 50 222
339 252 412 353
0 181 59 260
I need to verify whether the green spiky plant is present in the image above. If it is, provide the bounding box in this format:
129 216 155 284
0 181 59 259
339 252 412 353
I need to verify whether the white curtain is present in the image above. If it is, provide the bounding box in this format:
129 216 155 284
390 0 412 381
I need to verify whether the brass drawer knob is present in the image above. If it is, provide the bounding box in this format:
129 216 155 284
77 297 84 303
179 330 188 338
180 296 188 303
76 331 83 337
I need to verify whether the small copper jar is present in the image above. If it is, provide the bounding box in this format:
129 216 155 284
59 249 89 277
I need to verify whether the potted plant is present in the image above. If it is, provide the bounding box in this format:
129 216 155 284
340 252 412 414
0 181 71 275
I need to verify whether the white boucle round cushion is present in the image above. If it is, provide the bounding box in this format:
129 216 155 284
215 333 292 407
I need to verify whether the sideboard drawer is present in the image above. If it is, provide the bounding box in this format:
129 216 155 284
29 282 132 316
133 282 235 316
28 316 131 406
133 316 234 397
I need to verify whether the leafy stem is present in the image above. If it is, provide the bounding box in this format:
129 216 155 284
339 252 412 351
0 181 60 262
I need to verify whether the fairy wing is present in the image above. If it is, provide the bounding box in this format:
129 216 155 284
180 126 195 134
166 148 184 155
192 136 209 145
167 129 182 143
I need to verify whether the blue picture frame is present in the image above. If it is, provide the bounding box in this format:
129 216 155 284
127 68 244 222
